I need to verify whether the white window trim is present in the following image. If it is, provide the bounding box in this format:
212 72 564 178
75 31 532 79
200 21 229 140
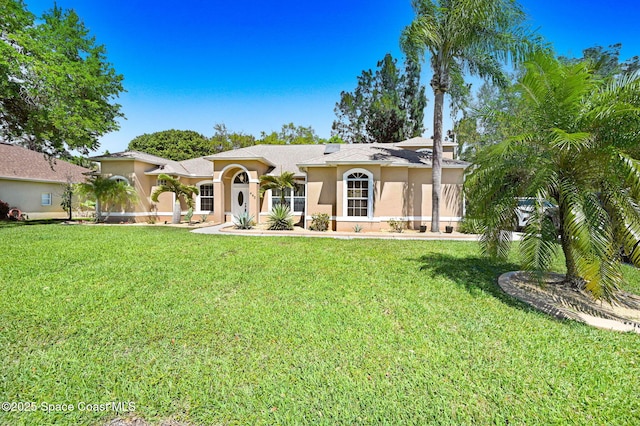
41 192 52 206
213 164 260 183
343 168 373 219
267 181 306 214
195 180 214 214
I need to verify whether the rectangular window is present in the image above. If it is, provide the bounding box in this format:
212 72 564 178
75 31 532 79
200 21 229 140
156 179 167 186
272 183 305 213
41 193 52 206
199 184 214 211
271 188 289 209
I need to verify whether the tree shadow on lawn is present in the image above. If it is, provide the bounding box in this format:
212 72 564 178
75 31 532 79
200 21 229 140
409 253 530 309
0 218 66 228
0 218 92 228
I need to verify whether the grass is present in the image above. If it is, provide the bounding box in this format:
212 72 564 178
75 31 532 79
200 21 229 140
0 225 639 425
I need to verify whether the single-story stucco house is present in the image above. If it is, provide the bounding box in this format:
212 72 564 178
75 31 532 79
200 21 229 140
0 142 90 219
93 137 469 231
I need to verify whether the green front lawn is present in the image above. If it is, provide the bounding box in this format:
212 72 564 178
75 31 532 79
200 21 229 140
0 225 638 425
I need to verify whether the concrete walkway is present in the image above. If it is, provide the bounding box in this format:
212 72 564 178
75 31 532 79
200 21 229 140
191 222 498 241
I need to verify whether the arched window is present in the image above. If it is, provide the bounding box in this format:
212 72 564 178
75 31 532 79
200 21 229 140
197 182 214 212
344 170 373 217
109 175 130 185
233 172 249 184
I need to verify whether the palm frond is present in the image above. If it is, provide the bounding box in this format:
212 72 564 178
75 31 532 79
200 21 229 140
603 186 640 267
259 171 296 201
549 129 592 153
150 173 198 207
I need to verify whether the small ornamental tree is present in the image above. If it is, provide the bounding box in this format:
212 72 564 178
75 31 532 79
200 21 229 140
76 176 138 222
60 181 73 221
466 53 640 301
259 171 296 204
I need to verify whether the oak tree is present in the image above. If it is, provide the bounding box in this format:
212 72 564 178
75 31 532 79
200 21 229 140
0 1 125 156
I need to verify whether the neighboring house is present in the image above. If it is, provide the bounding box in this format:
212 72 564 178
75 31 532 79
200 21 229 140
93 137 470 230
0 142 90 219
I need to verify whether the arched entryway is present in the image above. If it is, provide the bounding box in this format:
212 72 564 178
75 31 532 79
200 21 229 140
231 171 249 217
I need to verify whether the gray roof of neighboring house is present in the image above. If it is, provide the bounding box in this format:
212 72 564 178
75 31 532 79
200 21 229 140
298 143 469 169
0 142 90 183
92 151 212 177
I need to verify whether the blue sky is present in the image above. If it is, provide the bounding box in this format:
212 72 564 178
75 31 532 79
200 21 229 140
24 0 640 154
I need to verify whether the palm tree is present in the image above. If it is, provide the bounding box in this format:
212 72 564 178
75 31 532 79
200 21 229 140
259 171 296 205
151 173 199 224
401 0 541 232
76 175 137 222
465 53 640 301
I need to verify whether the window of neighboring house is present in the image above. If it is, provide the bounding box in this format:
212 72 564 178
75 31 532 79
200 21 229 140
272 183 305 213
198 183 214 212
345 171 372 217
41 193 52 206
156 179 167 186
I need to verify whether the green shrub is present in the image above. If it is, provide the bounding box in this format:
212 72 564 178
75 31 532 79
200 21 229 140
353 224 363 233
185 207 194 224
388 218 407 233
200 214 208 223
233 212 255 229
309 213 330 231
459 217 485 234
0 200 9 220
267 205 294 230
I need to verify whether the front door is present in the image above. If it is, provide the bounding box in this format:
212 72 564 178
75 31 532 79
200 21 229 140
231 186 249 217
231 171 250 218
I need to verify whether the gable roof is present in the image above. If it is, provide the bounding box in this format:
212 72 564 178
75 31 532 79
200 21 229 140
206 145 327 176
394 136 457 148
92 150 173 165
92 151 212 177
93 139 468 180
0 142 90 183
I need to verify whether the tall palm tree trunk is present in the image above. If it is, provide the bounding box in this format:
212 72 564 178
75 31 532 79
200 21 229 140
431 84 445 232
172 200 181 224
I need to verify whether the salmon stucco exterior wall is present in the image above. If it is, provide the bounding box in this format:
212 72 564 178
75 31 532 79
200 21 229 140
92 139 470 229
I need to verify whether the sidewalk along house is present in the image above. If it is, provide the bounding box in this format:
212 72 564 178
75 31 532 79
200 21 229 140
92 137 469 231
0 142 90 219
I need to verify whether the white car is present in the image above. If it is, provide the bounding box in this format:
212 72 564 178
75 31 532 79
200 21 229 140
515 198 557 231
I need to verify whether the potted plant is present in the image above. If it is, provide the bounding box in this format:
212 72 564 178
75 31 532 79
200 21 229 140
419 222 427 233
445 221 454 233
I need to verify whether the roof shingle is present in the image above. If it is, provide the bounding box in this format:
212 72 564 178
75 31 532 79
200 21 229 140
0 142 90 183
